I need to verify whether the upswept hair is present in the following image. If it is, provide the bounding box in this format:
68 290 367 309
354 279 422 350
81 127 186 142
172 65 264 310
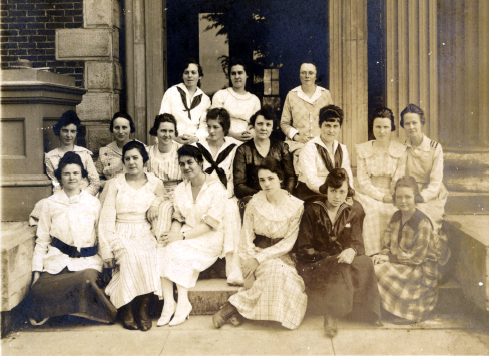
256 156 285 182
400 104 426 127
53 110 82 137
319 167 355 197
319 105 344 127
149 113 178 137
110 112 136 133
250 105 276 126
54 151 88 182
122 140 149 164
177 144 203 164
392 176 423 204
182 58 203 77
206 108 231 136
369 106 395 132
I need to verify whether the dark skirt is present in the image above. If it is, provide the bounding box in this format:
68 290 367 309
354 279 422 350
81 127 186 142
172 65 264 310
298 255 380 320
29 268 117 324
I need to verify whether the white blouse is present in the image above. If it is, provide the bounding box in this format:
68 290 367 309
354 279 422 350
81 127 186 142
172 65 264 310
211 88 261 132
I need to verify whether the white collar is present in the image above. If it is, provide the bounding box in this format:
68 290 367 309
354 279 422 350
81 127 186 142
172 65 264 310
176 83 204 99
291 85 326 104
311 135 339 153
406 134 431 152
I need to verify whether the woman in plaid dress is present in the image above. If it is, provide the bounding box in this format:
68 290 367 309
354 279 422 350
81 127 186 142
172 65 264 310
354 107 407 256
373 177 450 323
213 157 307 330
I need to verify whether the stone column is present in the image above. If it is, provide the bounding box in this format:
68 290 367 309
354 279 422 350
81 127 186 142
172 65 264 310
55 0 122 153
329 0 368 166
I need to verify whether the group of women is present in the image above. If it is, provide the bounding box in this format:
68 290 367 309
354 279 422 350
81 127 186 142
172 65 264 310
28 58 450 339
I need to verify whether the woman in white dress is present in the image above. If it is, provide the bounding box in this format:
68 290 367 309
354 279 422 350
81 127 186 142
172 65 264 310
355 107 407 256
159 59 211 144
212 58 261 142
157 145 227 327
99 141 165 331
212 157 307 330
195 108 243 285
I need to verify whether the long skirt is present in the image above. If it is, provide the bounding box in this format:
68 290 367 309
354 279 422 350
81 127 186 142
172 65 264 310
152 181 181 239
375 261 439 322
158 228 223 289
228 257 308 330
298 255 380 321
29 268 117 323
223 197 244 285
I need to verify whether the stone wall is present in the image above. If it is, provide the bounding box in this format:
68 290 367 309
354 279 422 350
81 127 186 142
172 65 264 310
1 0 85 88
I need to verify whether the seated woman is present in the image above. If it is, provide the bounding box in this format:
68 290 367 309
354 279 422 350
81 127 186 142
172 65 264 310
157 145 227 327
147 114 182 235
194 108 243 285
99 141 165 331
373 176 450 323
296 168 380 338
233 105 296 205
30 110 100 224
212 157 307 330
211 58 261 142
29 152 117 326
400 104 447 233
159 59 211 144
355 107 407 256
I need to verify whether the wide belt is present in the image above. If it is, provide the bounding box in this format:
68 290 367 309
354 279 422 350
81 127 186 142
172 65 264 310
51 237 98 258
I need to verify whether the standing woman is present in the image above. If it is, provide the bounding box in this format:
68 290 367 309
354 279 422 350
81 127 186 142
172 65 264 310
233 105 296 205
159 59 211 144
400 104 447 233
212 157 307 330
157 145 227 327
29 152 117 326
99 141 165 331
354 107 407 256
212 58 261 142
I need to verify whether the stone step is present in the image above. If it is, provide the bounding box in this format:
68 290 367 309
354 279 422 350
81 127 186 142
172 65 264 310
445 192 489 215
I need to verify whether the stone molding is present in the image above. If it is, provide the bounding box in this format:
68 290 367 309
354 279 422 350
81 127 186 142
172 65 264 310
55 28 119 61
83 0 122 29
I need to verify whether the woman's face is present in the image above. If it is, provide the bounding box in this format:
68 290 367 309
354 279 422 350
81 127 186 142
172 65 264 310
61 163 82 192
182 63 201 89
372 117 392 142
123 148 145 175
327 180 349 208
299 63 317 86
206 118 225 142
157 121 176 145
320 119 341 145
179 155 202 180
395 186 416 214
258 169 282 195
59 123 77 146
230 65 247 90
113 118 131 144
254 115 273 140
403 113 423 139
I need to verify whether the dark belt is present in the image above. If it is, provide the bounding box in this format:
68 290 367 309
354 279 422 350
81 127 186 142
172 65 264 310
51 237 98 258
254 234 283 249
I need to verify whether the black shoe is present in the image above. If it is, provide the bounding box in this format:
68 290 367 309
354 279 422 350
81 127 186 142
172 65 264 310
137 294 153 331
212 302 238 329
120 303 138 330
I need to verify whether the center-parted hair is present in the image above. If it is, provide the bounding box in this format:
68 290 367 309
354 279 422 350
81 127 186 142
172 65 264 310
369 106 395 132
54 151 88 182
149 113 178 137
177 144 203 165
250 105 276 127
182 58 203 77
256 156 285 182
53 110 82 137
109 111 136 133
206 108 231 136
319 167 355 197
392 176 423 204
319 105 344 127
400 103 426 127
122 140 149 164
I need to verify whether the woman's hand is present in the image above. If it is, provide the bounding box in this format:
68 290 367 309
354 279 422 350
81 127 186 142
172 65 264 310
337 248 356 264
147 206 159 222
382 194 393 204
372 254 389 265
159 231 184 246
241 258 259 278
230 130 253 142
104 258 116 269
174 134 197 145
293 133 302 142
32 271 41 285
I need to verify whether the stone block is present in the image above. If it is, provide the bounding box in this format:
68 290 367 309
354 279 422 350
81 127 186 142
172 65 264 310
188 279 238 315
85 61 122 91
76 92 119 122
84 0 121 29
56 28 119 61
84 123 112 155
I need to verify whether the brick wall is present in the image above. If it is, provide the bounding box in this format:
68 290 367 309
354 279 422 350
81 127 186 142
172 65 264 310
1 0 84 87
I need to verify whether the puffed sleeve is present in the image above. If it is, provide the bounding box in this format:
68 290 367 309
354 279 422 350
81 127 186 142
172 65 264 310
32 199 53 271
281 141 296 194
201 184 226 230
211 89 225 108
159 88 173 115
280 93 299 140
45 155 61 194
251 95 261 116
390 219 432 265
233 145 259 199
299 143 323 194
420 144 444 202
356 154 385 201
84 152 101 196
98 179 118 260
254 204 304 264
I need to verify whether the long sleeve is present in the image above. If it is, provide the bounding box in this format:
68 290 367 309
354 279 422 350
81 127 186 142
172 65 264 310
233 145 259 199
84 154 101 196
280 93 299 140
254 205 304 264
237 204 257 259
356 155 384 201
390 151 407 195
201 186 226 230
379 220 395 255
45 155 61 194
299 143 324 194
159 89 173 115
251 96 261 116
280 142 296 194
98 180 118 260
32 201 53 271
343 214 365 255
95 155 104 176
211 89 225 108
341 147 355 189
393 220 432 265
420 145 444 202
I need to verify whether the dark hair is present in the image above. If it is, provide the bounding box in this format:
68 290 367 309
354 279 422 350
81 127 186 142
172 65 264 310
319 168 355 197
110 112 135 133
400 104 426 127
149 113 178 137
229 57 247 74
250 105 275 127
177 144 203 165
54 151 88 182
53 110 82 137
182 58 203 77
206 108 231 136
319 105 344 127
256 156 285 182
369 107 395 132
122 140 149 164
392 176 423 204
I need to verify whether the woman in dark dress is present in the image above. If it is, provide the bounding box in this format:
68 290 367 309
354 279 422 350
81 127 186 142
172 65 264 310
297 168 381 338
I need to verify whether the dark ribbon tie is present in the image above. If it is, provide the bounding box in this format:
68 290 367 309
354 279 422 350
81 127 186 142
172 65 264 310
197 142 237 187
315 143 343 172
177 86 202 120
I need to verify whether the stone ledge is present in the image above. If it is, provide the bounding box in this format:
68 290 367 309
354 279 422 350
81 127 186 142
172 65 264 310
188 279 239 315
445 192 489 215
56 29 119 61
83 0 121 29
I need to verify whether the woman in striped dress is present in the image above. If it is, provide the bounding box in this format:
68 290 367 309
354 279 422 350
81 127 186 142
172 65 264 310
99 141 165 331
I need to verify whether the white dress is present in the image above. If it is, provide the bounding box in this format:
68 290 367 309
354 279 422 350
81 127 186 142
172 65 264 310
158 177 227 289
98 173 162 308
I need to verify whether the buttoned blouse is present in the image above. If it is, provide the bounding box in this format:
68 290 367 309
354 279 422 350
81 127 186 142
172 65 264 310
298 136 354 193
280 86 333 141
45 145 100 196
211 88 261 131
32 190 103 273
159 83 211 138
